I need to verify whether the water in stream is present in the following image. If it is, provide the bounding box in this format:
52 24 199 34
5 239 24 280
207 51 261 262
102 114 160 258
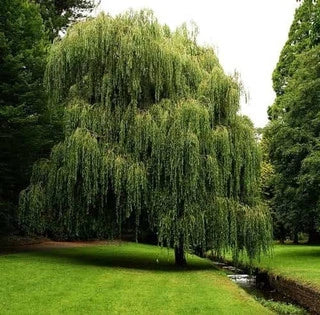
212 261 309 314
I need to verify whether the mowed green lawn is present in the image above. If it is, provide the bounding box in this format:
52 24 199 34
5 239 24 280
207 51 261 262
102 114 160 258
249 244 320 291
0 242 271 314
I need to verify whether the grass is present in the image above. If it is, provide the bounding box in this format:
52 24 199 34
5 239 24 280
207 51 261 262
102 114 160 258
251 244 320 290
223 244 320 291
255 298 307 315
0 242 272 314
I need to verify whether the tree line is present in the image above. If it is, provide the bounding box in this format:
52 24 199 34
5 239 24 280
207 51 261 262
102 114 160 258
263 0 320 244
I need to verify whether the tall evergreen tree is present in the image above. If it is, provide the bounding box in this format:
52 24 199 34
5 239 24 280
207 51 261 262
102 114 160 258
270 0 320 119
35 0 100 41
19 11 271 265
0 0 51 233
0 0 99 234
266 0 320 243
267 45 320 243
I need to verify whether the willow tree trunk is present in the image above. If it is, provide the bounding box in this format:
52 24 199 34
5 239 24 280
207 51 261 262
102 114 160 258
174 237 186 266
174 200 186 266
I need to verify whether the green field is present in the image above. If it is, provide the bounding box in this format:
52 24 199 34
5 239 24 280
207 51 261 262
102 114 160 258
0 242 271 314
247 244 320 291
224 244 320 291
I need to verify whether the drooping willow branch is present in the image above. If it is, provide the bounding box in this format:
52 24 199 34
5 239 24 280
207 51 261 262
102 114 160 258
19 10 271 261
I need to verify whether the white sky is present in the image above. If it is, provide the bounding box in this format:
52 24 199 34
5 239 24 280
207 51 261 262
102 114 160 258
96 0 299 127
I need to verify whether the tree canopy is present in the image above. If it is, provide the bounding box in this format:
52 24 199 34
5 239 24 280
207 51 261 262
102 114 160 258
0 0 100 234
19 10 271 264
266 45 320 243
270 0 320 119
266 0 320 243
0 0 50 233
35 0 100 41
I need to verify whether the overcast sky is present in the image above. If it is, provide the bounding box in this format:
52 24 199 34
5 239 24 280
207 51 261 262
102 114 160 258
96 0 299 127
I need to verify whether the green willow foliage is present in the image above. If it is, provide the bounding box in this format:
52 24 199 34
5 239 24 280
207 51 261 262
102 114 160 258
19 10 271 261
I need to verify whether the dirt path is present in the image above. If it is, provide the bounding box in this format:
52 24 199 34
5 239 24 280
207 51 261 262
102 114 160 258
0 236 120 255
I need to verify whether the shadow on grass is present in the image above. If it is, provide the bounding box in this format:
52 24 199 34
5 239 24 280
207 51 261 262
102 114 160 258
25 246 217 272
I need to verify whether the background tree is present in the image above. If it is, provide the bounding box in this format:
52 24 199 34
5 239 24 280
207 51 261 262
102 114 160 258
266 0 320 243
258 130 279 239
35 0 100 41
269 47 320 243
269 0 320 119
272 0 319 95
19 11 271 265
0 0 100 235
0 0 51 233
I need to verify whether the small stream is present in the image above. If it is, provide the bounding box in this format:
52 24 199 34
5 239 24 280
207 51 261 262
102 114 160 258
212 261 309 313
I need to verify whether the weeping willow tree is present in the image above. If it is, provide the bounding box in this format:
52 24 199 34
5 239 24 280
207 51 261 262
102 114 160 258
19 10 271 265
